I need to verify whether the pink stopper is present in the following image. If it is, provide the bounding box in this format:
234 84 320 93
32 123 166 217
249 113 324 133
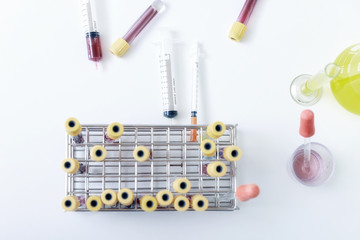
236 184 260 202
299 110 315 138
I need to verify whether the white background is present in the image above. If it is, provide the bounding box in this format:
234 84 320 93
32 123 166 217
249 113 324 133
0 0 360 239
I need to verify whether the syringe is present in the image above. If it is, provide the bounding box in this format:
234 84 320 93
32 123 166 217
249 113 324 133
81 0 102 67
110 0 165 57
158 31 178 119
190 42 200 142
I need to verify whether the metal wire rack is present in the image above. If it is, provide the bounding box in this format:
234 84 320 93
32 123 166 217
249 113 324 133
65 124 238 211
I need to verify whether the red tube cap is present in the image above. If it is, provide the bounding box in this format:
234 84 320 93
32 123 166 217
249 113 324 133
236 184 260 202
299 110 315 138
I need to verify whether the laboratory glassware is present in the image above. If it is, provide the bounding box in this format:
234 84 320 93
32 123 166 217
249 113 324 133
291 43 360 115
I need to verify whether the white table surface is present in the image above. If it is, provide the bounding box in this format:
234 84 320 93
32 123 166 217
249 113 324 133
1 0 360 239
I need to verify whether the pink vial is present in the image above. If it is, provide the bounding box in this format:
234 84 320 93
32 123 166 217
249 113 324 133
110 0 165 57
229 0 257 41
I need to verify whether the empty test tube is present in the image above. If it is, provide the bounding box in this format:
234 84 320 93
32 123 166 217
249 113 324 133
65 117 84 144
229 0 257 41
110 0 165 57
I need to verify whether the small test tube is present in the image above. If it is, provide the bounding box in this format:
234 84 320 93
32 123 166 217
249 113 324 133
65 117 84 144
81 0 102 66
229 0 257 41
110 0 165 57
158 31 178 119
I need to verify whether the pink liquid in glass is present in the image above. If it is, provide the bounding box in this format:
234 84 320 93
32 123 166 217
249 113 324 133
292 149 322 183
237 0 257 25
123 6 158 44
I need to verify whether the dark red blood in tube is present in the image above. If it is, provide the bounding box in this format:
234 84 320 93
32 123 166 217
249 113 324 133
86 32 102 62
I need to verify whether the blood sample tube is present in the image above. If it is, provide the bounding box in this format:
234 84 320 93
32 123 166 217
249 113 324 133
65 117 84 144
104 122 124 143
110 0 165 57
229 0 257 41
81 0 102 65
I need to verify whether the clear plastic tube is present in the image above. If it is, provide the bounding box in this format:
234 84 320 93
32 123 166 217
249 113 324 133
110 0 165 57
158 32 177 119
81 0 102 63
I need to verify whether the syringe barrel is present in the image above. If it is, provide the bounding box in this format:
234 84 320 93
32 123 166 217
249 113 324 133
191 43 200 113
159 35 177 118
236 0 257 25
123 0 165 44
81 0 99 33
81 0 102 62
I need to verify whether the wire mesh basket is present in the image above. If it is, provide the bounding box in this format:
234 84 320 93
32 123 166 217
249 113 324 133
64 124 238 211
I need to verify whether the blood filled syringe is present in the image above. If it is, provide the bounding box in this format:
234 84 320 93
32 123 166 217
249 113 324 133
110 0 165 57
81 0 102 67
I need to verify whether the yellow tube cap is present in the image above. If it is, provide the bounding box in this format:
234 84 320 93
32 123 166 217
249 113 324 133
207 161 227 177
110 38 130 57
86 196 103 211
173 195 190 212
156 190 174 207
118 188 134 206
61 196 80 211
140 195 158 212
200 139 216 157
133 146 150 162
223 146 242 162
228 22 247 42
65 117 82 136
101 189 118 206
61 158 80 174
90 145 107 162
207 121 226 139
191 195 209 211
173 178 191 194
106 122 124 140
